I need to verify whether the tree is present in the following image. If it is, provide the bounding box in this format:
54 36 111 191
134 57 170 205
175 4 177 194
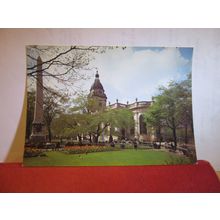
26 46 123 97
51 94 134 144
87 108 134 143
177 73 193 143
43 89 69 142
144 101 164 143
26 46 103 100
68 93 134 143
105 108 134 140
52 113 91 145
156 83 186 148
51 95 102 144
144 74 193 149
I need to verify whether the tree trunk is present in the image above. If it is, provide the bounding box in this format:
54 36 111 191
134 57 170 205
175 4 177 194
48 126 52 142
109 134 113 143
109 126 113 143
172 128 177 150
171 117 177 150
77 134 82 145
156 126 162 144
93 134 99 144
89 133 92 143
95 135 99 144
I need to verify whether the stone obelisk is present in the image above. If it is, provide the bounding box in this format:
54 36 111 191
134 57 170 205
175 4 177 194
30 56 46 144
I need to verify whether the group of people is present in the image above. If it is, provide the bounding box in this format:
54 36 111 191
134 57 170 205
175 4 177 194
110 138 138 150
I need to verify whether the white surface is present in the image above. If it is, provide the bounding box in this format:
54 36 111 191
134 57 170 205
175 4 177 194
1 194 220 220
1 0 220 28
0 29 220 169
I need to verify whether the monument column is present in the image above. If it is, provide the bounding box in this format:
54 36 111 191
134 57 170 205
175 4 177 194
30 56 46 143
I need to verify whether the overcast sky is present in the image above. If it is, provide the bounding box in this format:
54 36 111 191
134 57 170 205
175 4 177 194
82 47 193 104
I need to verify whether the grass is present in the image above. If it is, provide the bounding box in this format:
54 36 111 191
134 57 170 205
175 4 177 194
23 149 191 166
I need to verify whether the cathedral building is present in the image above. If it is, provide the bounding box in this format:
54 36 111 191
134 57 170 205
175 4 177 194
88 71 155 142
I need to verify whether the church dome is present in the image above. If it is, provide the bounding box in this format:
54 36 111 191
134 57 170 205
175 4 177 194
89 71 107 99
90 71 104 91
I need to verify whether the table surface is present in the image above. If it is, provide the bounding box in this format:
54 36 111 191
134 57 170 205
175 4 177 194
0 161 220 192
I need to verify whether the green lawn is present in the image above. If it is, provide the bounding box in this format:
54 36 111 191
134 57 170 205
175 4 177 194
23 149 191 166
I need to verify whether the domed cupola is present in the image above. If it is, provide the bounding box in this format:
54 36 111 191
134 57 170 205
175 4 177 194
89 71 107 99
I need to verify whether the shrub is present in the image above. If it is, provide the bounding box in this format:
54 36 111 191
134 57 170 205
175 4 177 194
165 154 190 165
24 147 47 158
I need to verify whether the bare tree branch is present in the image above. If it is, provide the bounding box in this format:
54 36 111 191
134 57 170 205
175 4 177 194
27 46 77 71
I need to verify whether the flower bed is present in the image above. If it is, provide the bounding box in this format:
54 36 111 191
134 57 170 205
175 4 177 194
64 145 119 154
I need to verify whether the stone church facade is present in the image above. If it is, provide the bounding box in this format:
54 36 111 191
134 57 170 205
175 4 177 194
88 71 155 142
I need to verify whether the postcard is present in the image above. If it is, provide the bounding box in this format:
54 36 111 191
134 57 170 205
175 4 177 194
24 46 196 166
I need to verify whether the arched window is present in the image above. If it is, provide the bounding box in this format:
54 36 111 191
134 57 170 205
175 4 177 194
139 115 147 134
